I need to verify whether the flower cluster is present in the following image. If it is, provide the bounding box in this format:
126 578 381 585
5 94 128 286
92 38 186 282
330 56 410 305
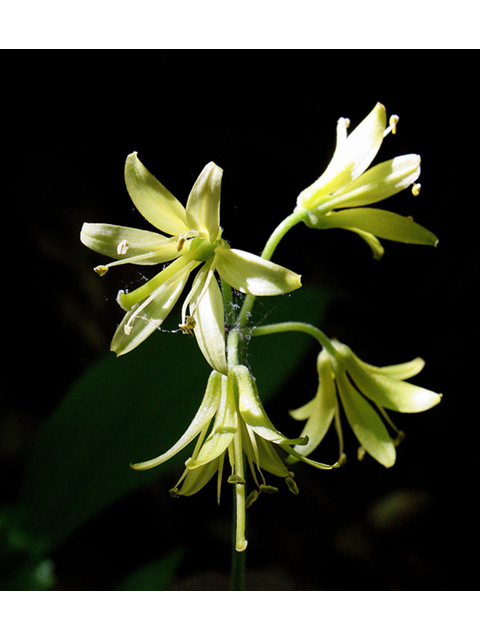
295 102 438 258
80 103 442 554
81 154 301 367
131 365 339 551
289 341 442 468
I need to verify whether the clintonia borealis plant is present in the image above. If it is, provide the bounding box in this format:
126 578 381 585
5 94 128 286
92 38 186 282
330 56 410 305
81 103 441 584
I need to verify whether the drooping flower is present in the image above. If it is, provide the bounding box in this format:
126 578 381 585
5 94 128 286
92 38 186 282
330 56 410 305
295 103 438 258
131 365 339 552
81 154 301 369
289 340 442 468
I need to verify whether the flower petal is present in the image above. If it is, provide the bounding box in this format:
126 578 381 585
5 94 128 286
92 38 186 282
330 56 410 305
186 162 222 242
289 398 316 421
349 228 385 260
360 356 426 380
298 103 387 209
130 371 222 470
314 208 438 246
340 346 441 413
189 264 228 375
255 436 291 478
216 247 301 296
335 366 396 468
125 152 189 237
322 154 421 211
186 376 237 468
175 458 222 496
111 264 193 356
291 350 337 458
81 223 184 266
117 254 198 311
234 366 305 446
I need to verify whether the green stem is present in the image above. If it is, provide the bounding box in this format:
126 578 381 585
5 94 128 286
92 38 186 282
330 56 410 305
230 491 246 590
227 324 247 589
237 209 305 329
226 210 307 590
252 321 338 357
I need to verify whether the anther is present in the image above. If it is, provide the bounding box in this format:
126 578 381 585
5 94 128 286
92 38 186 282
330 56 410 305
389 114 399 134
94 265 108 276
123 324 133 336
177 231 195 252
357 446 366 461
285 476 299 495
117 239 129 255
412 183 421 196
338 452 347 466
384 114 399 137
245 490 260 509
259 484 279 494
228 474 246 484
179 316 196 336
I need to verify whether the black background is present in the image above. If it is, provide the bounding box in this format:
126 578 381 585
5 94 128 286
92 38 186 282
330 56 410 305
2 53 475 590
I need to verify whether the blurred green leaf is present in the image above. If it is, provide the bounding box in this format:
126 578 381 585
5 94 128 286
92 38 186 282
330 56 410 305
19 284 331 554
20 327 212 551
115 548 184 590
0 506 55 590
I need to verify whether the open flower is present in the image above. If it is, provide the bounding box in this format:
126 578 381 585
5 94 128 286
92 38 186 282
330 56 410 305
289 340 442 468
295 103 438 258
81 154 301 367
131 365 339 552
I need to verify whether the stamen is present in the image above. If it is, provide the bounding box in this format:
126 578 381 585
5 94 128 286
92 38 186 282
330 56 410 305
383 114 400 137
259 484 279 494
180 257 217 327
412 183 421 196
122 288 165 337
335 117 350 147
176 229 197 252
117 239 129 255
357 446 366 461
245 490 260 509
285 475 299 495
179 315 196 336
94 265 108 276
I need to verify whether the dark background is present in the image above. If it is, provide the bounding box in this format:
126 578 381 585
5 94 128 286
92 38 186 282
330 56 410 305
2 53 475 590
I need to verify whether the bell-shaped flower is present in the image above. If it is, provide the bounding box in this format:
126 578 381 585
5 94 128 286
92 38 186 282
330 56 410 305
131 365 339 552
295 103 438 258
289 340 441 468
81 153 301 368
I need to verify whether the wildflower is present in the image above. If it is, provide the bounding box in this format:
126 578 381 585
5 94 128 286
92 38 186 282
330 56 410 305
131 365 339 552
81 154 301 367
295 103 438 258
289 340 442 468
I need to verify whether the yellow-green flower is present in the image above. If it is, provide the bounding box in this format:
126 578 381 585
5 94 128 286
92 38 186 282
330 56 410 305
295 103 438 259
289 340 442 468
131 365 338 552
81 154 301 368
